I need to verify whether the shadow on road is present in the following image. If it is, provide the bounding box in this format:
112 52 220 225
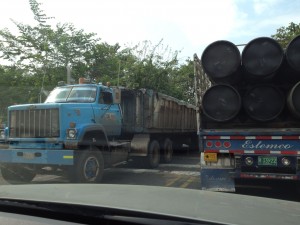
235 179 300 202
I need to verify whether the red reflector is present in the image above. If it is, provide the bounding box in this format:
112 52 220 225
206 141 213 148
215 141 222 148
223 141 231 148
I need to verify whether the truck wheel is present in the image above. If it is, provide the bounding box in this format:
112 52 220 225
72 149 104 183
147 140 160 168
162 138 173 163
1 165 36 184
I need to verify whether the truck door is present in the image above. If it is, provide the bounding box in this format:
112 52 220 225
93 90 122 137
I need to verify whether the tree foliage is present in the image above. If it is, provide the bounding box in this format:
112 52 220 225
271 22 300 48
0 0 195 114
0 7 99 86
119 40 179 92
0 65 40 122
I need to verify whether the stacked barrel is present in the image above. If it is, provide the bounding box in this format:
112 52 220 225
201 35 300 124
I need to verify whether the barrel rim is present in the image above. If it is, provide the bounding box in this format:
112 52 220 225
287 80 300 119
243 84 285 122
241 37 284 77
202 84 241 122
285 34 300 72
201 40 241 80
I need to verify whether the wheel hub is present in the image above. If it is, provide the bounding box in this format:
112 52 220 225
84 156 99 181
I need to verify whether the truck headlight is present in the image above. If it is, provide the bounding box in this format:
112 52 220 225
67 128 77 139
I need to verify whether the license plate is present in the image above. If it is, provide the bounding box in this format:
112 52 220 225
23 152 35 160
257 156 277 166
204 153 218 162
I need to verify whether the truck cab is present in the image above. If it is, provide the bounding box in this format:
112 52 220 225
44 82 122 138
0 79 129 184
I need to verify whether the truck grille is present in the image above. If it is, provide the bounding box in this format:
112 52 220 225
9 108 60 138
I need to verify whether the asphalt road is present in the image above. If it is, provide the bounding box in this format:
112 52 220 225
0 151 299 202
0 151 201 189
101 153 201 189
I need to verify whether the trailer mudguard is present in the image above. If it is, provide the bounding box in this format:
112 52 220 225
201 168 235 192
200 153 235 192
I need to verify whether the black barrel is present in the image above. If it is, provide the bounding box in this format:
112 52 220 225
287 81 300 119
202 84 241 122
243 85 285 121
275 35 300 84
286 35 300 75
242 37 284 81
201 40 241 84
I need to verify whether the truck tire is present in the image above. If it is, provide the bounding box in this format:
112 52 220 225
162 138 173 163
71 149 104 183
147 140 160 168
1 165 36 184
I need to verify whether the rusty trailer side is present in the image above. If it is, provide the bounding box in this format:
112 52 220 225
120 89 196 134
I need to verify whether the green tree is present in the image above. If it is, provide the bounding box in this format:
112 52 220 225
0 0 99 89
80 43 121 84
0 0 193 105
171 59 195 103
118 40 181 94
0 65 39 122
271 22 300 48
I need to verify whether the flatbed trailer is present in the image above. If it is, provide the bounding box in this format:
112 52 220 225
195 35 300 192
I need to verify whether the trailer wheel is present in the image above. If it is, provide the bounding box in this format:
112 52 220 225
71 149 104 183
1 165 36 184
147 140 160 168
162 138 173 163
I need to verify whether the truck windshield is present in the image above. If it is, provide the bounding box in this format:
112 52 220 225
45 86 97 103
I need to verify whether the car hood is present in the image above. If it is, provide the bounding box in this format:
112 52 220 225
0 184 299 225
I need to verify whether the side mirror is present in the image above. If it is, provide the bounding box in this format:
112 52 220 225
112 88 121 104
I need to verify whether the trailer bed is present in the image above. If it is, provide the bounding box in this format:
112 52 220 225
121 89 197 134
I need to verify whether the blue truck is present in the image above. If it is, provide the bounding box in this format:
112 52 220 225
195 36 300 192
0 78 197 184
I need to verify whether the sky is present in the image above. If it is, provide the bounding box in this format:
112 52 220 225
1 0 300 61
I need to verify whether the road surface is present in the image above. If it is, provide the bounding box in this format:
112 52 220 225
0 152 201 190
0 151 299 202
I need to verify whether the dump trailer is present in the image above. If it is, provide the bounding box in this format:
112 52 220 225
0 79 196 184
195 35 300 192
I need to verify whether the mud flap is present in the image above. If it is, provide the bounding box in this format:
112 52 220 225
201 168 235 192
